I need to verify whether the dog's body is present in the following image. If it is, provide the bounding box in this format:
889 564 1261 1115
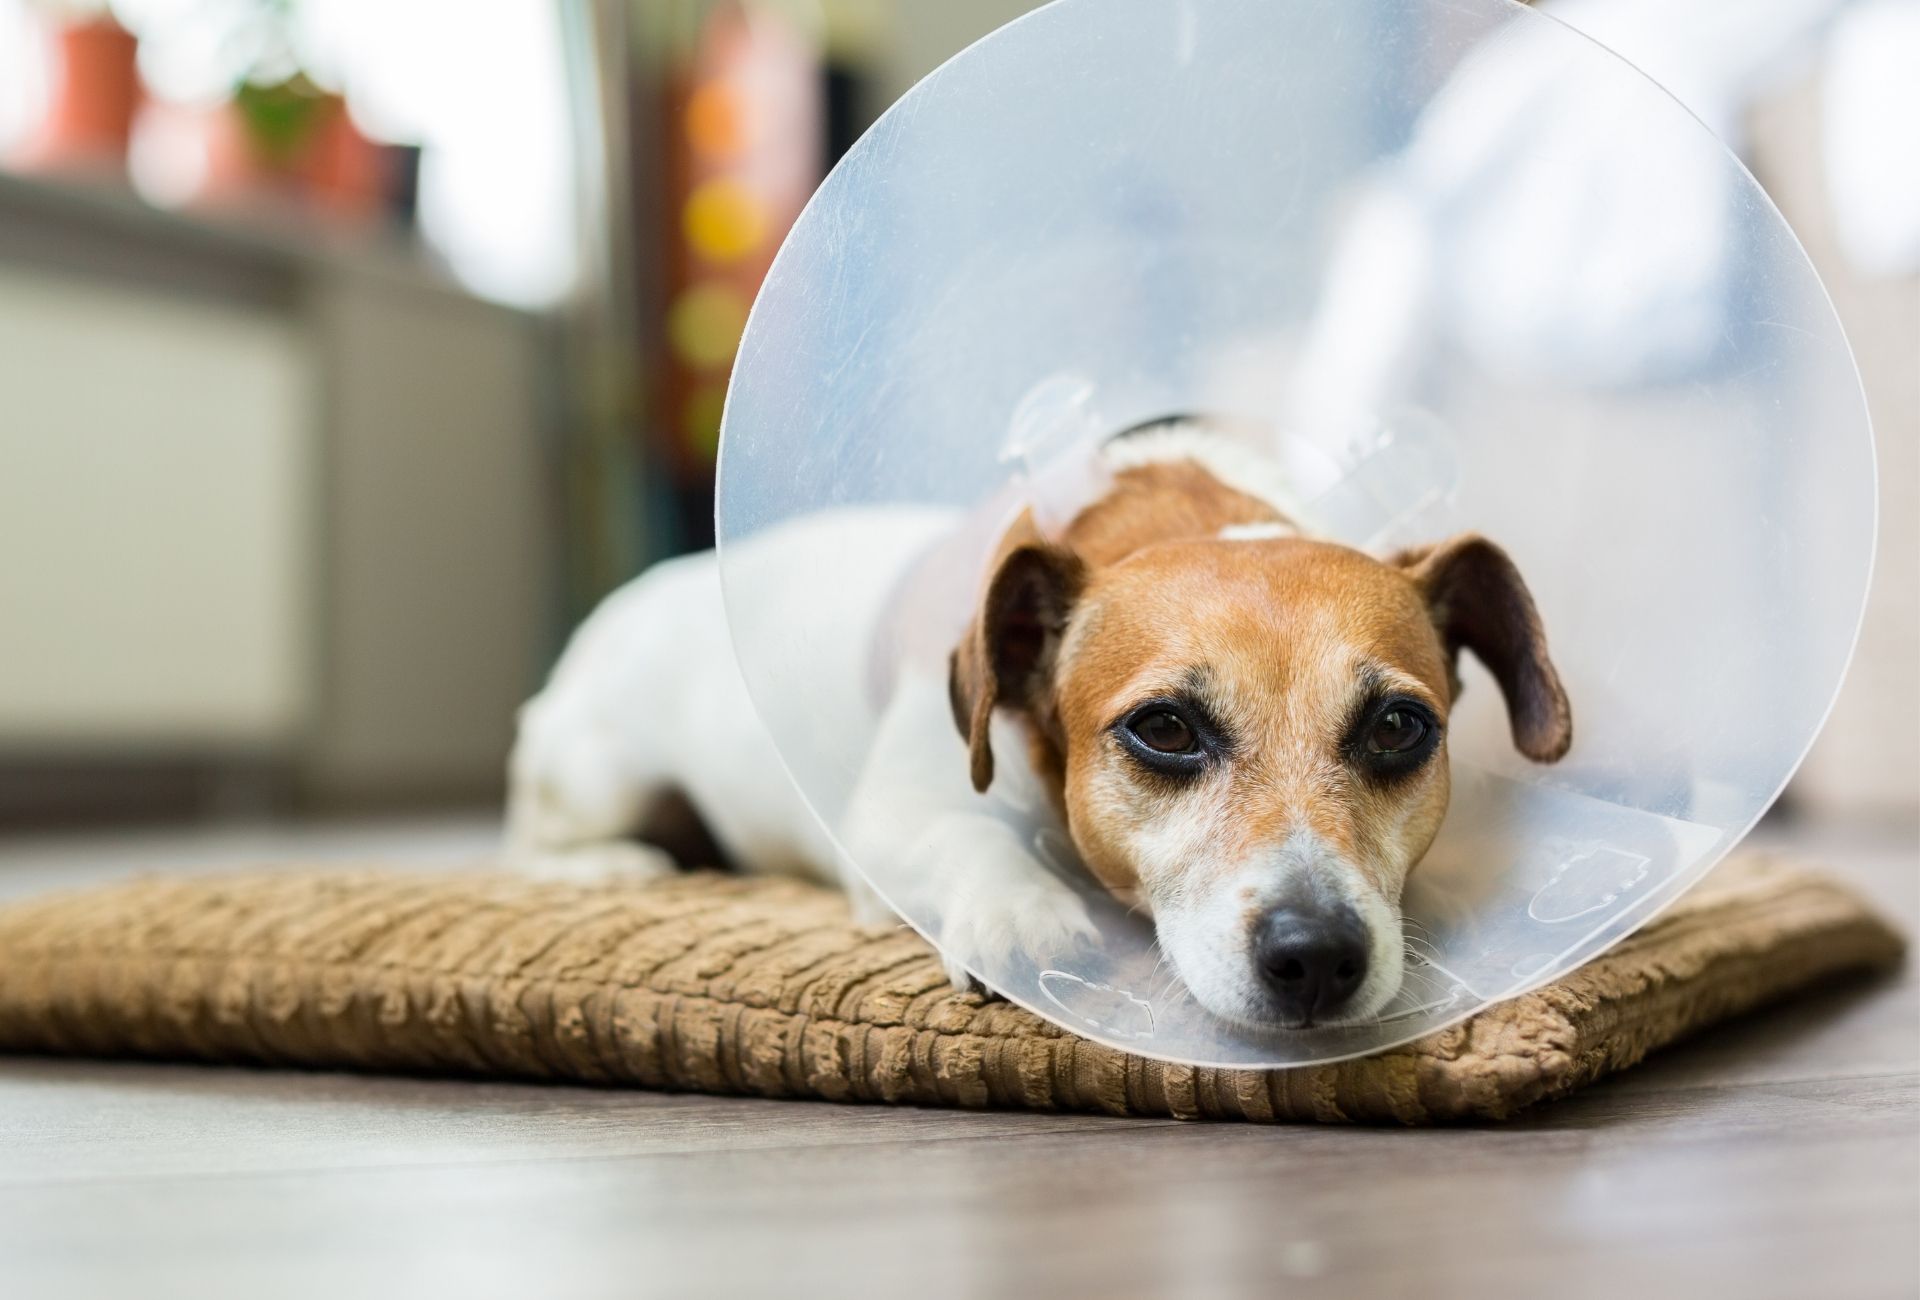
507 420 1570 1030
506 504 947 889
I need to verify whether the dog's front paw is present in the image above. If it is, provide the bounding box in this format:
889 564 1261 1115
895 810 1101 997
934 876 1098 996
513 842 678 883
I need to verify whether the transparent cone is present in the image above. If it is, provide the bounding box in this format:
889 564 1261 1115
716 0 1875 1067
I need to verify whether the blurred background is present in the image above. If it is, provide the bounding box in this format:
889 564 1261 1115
0 0 1911 839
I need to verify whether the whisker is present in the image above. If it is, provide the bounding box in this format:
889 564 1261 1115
1149 959 1187 1005
1402 951 1441 975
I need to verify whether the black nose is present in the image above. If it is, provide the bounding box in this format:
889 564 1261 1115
1253 906 1370 1023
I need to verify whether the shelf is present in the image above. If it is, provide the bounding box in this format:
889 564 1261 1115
0 167 521 313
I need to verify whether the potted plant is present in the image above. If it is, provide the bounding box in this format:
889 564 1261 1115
123 0 392 223
15 0 142 171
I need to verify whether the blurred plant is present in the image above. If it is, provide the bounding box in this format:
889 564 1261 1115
93 0 393 220
231 70 327 166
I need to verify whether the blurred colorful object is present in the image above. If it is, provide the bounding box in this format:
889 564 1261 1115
667 281 751 369
12 9 141 170
654 1 823 499
682 177 768 263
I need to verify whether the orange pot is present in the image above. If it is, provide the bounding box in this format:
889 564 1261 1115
298 95 385 223
28 15 143 169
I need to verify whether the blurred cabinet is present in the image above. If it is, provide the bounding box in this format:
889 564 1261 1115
302 273 552 806
0 263 315 749
0 174 555 813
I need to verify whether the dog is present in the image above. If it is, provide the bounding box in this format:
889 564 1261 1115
506 417 1571 1030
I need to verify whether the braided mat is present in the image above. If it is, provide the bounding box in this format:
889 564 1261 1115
0 854 1901 1123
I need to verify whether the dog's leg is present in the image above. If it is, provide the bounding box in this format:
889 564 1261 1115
504 566 699 884
504 721 678 882
841 668 1095 992
908 811 1098 992
506 696 694 882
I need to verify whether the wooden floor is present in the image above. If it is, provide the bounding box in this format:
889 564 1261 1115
0 816 1914 1300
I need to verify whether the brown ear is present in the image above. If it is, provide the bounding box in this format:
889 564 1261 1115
948 511 1086 793
1396 533 1572 763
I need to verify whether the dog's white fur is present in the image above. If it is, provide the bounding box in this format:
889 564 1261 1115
505 499 1102 990
506 428 1405 1016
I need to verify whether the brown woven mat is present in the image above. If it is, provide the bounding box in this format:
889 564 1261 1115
0 853 1901 1123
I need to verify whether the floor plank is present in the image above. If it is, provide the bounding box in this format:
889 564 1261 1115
0 1059 1179 1185
0 1075 1910 1300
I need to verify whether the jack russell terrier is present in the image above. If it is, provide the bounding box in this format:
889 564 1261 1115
506 417 1571 1030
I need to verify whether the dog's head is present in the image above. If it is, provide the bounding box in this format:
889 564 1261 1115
949 512 1570 1030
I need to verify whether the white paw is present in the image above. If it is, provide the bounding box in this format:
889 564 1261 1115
935 874 1098 993
514 842 678 883
885 810 1102 995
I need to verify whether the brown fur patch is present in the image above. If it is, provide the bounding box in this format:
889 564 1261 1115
1063 462 1288 567
1393 535 1573 763
947 510 1086 792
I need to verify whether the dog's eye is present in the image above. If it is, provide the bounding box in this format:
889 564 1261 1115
1348 694 1440 779
1130 710 1196 754
1115 699 1222 775
1368 709 1429 754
